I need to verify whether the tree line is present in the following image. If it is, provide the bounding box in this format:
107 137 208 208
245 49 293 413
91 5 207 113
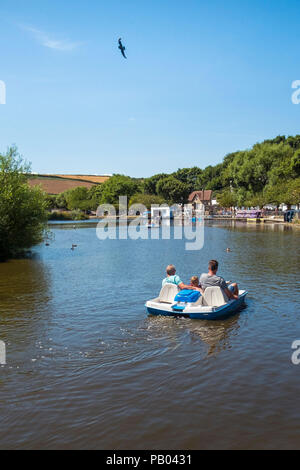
1 136 299 259
48 134 300 212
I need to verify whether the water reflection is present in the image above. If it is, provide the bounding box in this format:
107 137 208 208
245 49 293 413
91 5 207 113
188 313 243 356
0 221 299 450
0 256 52 352
145 310 243 358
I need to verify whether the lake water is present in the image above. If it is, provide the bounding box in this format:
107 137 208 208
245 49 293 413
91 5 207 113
0 221 299 450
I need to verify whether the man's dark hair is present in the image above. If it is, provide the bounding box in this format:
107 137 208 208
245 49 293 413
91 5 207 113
208 260 219 272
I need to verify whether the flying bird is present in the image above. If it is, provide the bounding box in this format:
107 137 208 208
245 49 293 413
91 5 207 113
118 38 127 59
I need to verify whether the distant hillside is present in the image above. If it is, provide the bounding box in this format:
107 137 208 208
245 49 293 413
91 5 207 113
52 174 111 184
28 174 110 195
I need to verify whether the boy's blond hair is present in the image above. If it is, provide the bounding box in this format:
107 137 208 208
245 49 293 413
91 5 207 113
166 264 176 275
190 275 199 286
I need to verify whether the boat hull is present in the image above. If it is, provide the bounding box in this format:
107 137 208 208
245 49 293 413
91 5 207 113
146 291 247 320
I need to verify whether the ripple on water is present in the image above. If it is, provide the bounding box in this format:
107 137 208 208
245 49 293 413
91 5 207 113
0 222 299 449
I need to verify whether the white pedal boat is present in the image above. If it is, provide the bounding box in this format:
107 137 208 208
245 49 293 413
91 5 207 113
145 284 247 320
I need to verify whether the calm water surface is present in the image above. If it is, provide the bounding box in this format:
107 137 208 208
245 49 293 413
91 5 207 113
0 221 299 450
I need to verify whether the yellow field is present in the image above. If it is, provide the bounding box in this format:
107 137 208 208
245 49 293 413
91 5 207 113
52 174 110 184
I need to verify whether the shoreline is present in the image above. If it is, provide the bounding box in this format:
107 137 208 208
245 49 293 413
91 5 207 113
47 217 300 229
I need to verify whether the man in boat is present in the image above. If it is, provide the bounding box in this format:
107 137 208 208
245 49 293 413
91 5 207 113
200 260 239 300
162 265 195 290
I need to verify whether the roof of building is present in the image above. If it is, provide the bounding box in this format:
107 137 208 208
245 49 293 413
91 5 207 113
188 190 213 202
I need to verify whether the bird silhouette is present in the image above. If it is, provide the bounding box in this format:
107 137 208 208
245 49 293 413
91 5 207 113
118 38 127 59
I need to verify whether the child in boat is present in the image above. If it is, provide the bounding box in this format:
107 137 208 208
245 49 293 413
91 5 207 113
190 276 204 294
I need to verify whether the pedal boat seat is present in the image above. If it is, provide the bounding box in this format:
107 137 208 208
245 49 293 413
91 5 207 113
158 284 180 303
203 286 228 307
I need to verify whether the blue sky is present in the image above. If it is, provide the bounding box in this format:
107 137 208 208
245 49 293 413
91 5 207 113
0 0 299 177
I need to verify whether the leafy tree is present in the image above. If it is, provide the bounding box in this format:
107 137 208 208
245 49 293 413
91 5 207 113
135 135 300 208
283 178 300 207
100 174 141 206
0 147 48 260
88 184 104 209
45 195 57 210
128 193 166 209
291 151 300 176
264 183 285 207
286 135 300 150
244 192 267 209
156 176 190 204
216 191 238 209
267 150 295 186
172 167 203 190
55 192 68 209
143 173 169 195
64 187 92 212
263 135 286 146
223 142 294 197
195 164 224 191
147 136 300 207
